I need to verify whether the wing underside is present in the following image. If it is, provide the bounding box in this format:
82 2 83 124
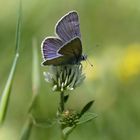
55 11 81 43
42 37 82 65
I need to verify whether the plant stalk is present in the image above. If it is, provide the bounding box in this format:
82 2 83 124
59 91 67 140
60 91 65 113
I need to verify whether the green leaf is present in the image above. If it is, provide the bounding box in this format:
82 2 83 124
79 100 94 117
77 112 97 125
32 118 56 128
62 125 76 139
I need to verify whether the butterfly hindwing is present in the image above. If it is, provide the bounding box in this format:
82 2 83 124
43 37 82 65
58 37 82 59
55 11 81 43
42 55 72 65
41 37 63 60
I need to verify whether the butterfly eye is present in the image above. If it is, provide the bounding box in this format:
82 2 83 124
82 54 87 60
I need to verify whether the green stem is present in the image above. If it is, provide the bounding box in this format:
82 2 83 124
60 91 64 113
61 132 67 140
59 91 66 140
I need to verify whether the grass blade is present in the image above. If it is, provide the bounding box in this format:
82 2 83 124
0 0 22 124
0 54 19 124
32 38 40 96
28 38 40 112
15 0 22 53
20 116 33 140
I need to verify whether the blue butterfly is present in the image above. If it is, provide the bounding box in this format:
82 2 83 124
41 11 87 66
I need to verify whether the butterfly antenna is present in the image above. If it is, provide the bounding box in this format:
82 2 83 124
86 58 93 67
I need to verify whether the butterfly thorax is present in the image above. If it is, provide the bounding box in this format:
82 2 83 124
71 54 87 65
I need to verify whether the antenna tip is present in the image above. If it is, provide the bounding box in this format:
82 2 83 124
91 64 93 67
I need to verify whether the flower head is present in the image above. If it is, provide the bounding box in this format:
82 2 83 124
44 64 85 92
59 109 79 128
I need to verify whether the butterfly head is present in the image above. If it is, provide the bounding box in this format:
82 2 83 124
81 54 87 61
81 54 93 67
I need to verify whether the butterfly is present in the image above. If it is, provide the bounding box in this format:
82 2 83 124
41 11 87 66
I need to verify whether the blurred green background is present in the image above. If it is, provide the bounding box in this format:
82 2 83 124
0 0 140 140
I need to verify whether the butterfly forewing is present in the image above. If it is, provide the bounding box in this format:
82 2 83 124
55 11 81 43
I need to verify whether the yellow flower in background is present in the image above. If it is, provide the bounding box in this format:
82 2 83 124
120 44 140 79
83 44 140 82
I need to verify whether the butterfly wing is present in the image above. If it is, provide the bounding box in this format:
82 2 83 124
42 55 72 65
41 11 83 66
42 37 82 65
55 11 81 43
58 37 82 64
41 37 64 65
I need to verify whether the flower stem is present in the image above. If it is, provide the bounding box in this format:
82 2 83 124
59 91 67 140
60 91 65 113
61 132 67 140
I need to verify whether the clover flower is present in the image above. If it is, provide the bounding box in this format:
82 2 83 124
59 109 79 128
43 64 85 92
